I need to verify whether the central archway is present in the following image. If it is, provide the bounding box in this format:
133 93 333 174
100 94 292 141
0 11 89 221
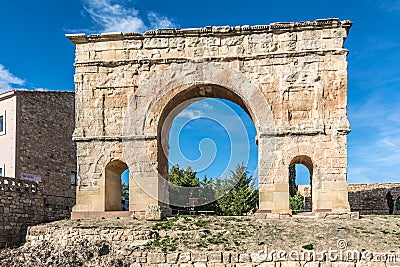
157 84 257 180
157 84 259 209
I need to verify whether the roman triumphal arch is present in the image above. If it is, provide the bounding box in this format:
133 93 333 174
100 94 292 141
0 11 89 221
67 18 352 219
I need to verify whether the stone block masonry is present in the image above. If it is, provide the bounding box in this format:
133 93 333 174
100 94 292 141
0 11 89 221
15 91 76 209
1 219 399 266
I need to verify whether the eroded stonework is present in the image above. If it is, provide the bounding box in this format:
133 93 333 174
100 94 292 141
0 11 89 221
67 18 352 217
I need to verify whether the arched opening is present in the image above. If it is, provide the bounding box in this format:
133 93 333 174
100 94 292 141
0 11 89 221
157 84 259 212
105 160 128 211
289 155 313 213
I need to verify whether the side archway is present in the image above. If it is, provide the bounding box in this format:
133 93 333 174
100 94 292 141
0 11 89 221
289 155 313 212
104 160 128 211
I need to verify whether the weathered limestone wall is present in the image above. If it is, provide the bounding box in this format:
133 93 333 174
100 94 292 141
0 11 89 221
0 175 76 249
67 18 352 216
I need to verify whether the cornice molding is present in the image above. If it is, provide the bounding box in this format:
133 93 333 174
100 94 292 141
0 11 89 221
66 18 352 45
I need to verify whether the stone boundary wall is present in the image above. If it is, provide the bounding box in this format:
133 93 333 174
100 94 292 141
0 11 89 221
0 176 73 248
297 183 400 215
347 183 400 214
0 176 43 248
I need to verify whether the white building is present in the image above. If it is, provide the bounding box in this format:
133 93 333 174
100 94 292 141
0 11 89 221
0 90 17 177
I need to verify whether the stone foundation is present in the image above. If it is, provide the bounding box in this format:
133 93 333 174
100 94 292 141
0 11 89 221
0 220 397 266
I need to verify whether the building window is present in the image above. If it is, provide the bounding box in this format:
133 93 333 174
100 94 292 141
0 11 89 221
0 167 3 177
70 171 77 186
0 115 4 134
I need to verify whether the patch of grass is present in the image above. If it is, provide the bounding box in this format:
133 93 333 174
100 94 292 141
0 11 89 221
194 219 210 228
302 244 314 250
207 236 224 245
197 238 208 248
361 230 373 234
207 232 227 245
380 230 390 235
152 217 179 230
175 224 189 231
225 217 243 222
153 236 178 252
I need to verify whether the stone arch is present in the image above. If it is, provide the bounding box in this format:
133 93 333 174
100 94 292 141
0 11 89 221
289 155 314 175
104 159 128 211
122 62 276 211
69 20 353 218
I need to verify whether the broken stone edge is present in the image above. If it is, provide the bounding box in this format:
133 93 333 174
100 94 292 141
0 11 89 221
66 18 352 44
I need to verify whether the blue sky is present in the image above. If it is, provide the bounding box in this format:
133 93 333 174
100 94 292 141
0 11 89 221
0 0 399 184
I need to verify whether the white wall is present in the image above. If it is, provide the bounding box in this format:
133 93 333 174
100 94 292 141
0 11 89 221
0 92 16 177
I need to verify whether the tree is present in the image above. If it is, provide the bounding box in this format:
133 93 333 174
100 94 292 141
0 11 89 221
168 164 200 209
216 163 258 216
168 165 199 187
198 175 219 212
167 163 258 215
121 182 129 200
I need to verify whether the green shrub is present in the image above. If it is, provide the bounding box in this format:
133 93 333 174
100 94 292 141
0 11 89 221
302 243 314 250
289 192 304 211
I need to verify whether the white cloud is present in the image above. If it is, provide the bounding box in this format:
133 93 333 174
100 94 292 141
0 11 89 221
148 11 176 30
0 64 25 93
380 1 400 13
175 100 215 119
83 0 176 33
348 91 400 182
196 101 214 111
176 109 205 120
